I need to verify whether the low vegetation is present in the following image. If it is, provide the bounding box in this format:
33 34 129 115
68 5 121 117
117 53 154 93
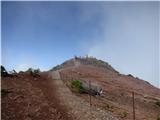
1 65 17 77
119 111 128 118
71 80 85 93
26 68 40 77
104 103 114 112
127 74 133 77
1 65 9 77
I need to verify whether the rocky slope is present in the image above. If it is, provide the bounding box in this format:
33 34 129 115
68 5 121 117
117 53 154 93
1 72 72 120
1 56 160 120
51 56 160 120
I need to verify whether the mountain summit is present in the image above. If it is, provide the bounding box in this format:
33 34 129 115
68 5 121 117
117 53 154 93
51 56 117 72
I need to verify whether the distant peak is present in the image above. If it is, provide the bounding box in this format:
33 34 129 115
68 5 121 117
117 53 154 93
51 56 117 72
73 56 117 72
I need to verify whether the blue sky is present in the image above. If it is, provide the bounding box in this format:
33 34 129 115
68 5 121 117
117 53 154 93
1 1 159 88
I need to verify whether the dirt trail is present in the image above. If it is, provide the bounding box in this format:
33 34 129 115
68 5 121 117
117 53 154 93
51 71 118 120
51 70 61 79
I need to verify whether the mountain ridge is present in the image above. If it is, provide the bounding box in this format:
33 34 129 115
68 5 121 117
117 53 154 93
50 56 158 89
50 56 160 120
51 56 117 72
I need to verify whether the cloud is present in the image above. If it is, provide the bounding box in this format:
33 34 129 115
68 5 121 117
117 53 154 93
15 64 32 72
15 63 49 72
85 2 159 88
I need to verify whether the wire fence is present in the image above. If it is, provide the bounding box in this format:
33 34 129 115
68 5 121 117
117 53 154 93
59 71 136 120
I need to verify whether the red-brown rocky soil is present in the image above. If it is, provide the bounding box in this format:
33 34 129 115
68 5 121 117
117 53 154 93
1 72 73 120
52 57 160 120
1 57 160 120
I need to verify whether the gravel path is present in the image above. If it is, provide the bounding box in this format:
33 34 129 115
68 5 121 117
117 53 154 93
51 70 61 80
51 71 119 120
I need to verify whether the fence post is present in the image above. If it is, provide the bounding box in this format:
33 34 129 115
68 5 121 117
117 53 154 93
132 91 135 120
89 80 92 106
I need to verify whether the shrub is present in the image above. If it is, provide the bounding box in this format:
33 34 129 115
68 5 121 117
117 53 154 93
104 103 114 112
1 65 9 77
26 68 40 77
156 101 160 107
128 74 133 77
19 71 24 74
33 68 40 74
27 68 33 72
32 69 40 77
119 111 128 118
71 80 84 93
122 111 128 118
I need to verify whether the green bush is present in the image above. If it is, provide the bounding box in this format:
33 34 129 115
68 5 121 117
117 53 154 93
71 80 84 93
119 111 128 118
122 111 128 118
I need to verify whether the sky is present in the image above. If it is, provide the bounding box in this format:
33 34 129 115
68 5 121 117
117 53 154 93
1 1 159 88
